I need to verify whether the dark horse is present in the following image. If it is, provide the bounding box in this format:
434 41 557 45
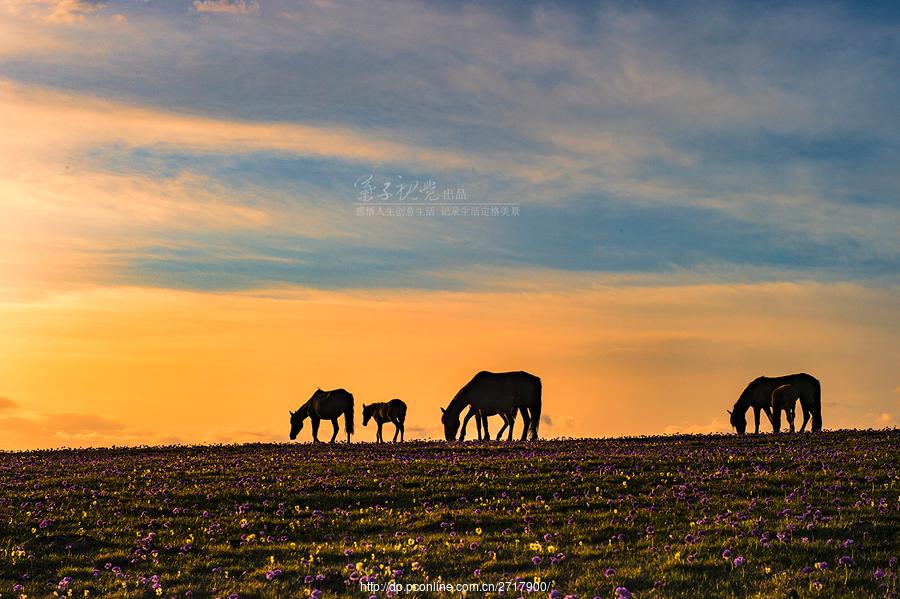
465 405 516 441
289 388 354 443
442 371 541 441
362 399 407 443
729 373 821 434
771 384 800 433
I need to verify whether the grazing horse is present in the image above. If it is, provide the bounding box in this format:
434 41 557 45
362 399 407 443
771 384 800 433
729 373 821 435
465 405 516 441
442 371 542 442
289 388 354 443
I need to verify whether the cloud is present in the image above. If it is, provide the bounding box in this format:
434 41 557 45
193 0 259 15
0 0 107 22
39 412 124 432
0 411 150 450
204 427 281 444
45 0 103 22
0 0 894 279
0 397 17 411
0 79 483 172
0 79 488 293
663 418 731 435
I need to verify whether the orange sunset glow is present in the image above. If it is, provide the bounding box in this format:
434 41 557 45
1 0 898 450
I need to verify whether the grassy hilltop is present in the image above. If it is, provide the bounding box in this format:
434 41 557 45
0 430 897 598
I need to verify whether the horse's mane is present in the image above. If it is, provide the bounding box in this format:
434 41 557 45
733 379 757 410
294 401 311 418
448 371 489 410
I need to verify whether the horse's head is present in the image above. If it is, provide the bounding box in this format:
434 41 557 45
728 409 746 435
441 407 460 441
289 407 307 440
362 403 375 426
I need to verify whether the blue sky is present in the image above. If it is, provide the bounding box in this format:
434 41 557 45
2 0 898 293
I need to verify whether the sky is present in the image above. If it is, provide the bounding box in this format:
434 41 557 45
0 0 897 449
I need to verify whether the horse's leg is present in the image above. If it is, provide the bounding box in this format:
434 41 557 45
766 405 779 433
311 417 320 443
475 413 483 441
506 410 516 442
392 418 400 443
800 402 810 432
346 412 351 444
789 409 796 433
376 421 383 443
460 410 476 442
329 418 339 443
482 415 491 442
753 407 761 435
496 415 509 441
519 407 531 441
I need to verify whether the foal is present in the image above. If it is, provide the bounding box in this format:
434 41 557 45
362 399 407 442
771 384 800 433
464 405 516 441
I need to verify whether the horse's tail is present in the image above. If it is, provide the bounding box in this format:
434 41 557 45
345 393 355 434
530 378 542 441
811 377 822 432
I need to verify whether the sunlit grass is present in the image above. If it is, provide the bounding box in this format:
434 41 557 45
0 431 897 597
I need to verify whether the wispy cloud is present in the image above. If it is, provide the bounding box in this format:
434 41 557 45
0 0 108 22
45 0 103 22
0 80 478 168
664 418 731 436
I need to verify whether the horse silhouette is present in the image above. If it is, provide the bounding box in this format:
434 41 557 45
729 373 821 434
289 388 354 443
771 384 800 433
362 399 407 443
441 371 541 441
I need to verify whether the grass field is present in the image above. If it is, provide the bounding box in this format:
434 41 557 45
0 430 897 598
